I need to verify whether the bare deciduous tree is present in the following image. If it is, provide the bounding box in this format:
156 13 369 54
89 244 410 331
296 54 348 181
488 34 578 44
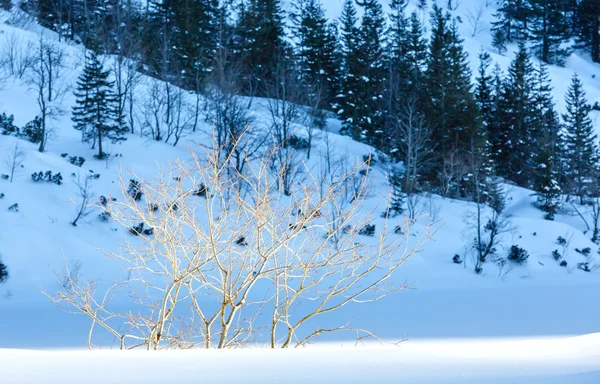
46 141 431 349
0 32 34 79
27 33 67 153
394 99 436 219
70 174 95 227
466 4 486 37
4 139 25 183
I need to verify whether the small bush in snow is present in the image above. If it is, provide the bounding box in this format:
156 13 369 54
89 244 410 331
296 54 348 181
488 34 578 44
1 174 8 180
98 211 111 222
20 116 43 143
0 258 8 283
8 203 18 212
288 135 310 150
192 184 208 198
556 236 567 246
552 249 561 261
68 156 86 167
236 236 248 246
0 112 17 135
452 254 462 264
575 247 591 256
394 225 403 235
362 153 375 165
61 153 68 158
130 222 153 236
128 179 143 201
0 193 4 199
577 262 591 272
560 260 568 267
358 224 376 237
31 170 63 185
99 196 108 207
148 203 159 212
507 245 529 264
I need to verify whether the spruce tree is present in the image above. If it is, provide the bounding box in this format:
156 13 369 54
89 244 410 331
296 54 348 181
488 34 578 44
234 0 287 93
475 50 495 135
72 52 126 160
356 0 387 146
422 5 478 194
562 74 598 203
529 0 572 65
338 0 387 146
532 63 562 219
292 0 340 109
495 43 537 186
337 0 361 136
491 0 532 53
576 0 600 63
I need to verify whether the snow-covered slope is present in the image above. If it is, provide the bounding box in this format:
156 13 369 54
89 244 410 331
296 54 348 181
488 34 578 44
0 2 599 380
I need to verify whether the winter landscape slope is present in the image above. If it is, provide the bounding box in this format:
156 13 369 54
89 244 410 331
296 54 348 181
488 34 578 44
0 0 599 382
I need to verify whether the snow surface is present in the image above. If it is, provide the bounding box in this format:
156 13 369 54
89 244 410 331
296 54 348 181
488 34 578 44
0 0 599 382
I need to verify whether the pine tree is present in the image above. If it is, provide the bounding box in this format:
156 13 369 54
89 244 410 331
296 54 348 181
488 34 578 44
337 0 361 135
387 171 405 217
72 52 126 159
233 0 287 93
356 0 387 145
529 0 572 65
532 63 562 219
338 0 387 146
562 74 598 203
292 0 340 109
422 5 478 195
172 0 220 87
491 0 532 53
576 0 600 63
495 43 537 187
475 50 495 135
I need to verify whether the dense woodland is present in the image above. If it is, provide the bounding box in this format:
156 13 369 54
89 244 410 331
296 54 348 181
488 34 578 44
3 0 600 227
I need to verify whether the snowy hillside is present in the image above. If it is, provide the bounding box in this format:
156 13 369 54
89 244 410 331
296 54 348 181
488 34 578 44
0 0 599 382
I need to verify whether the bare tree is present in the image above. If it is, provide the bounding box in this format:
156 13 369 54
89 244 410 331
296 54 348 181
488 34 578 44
439 149 469 198
4 140 25 183
465 138 512 274
27 33 67 153
70 174 95 227
46 140 431 349
466 4 486 37
265 56 305 196
394 99 436 219
0 32 34 79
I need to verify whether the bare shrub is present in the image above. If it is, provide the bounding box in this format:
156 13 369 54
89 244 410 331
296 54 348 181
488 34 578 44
46 141 431 349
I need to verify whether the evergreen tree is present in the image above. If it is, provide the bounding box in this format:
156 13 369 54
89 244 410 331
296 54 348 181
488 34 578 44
292 0 340 109
475 50 495 135
495 43 537 187
576 0 600 63
387 171 405 217
337 0 361 135
491 0 532 53
233 0 287 93
72 52 126 159
562 73 598 203
531 63 562 218
422 5 478 195
338 0 387 146
529 0 572 65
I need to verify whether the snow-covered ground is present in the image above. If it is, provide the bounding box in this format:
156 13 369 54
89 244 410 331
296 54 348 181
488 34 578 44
0 0 600 382
3 335 600 383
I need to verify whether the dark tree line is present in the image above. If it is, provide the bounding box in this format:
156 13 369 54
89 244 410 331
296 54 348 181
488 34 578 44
493 0 600 64
20 0 600 218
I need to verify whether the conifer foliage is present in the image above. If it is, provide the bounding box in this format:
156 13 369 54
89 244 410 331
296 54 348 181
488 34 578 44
72 52 126 160
562 74 598 203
